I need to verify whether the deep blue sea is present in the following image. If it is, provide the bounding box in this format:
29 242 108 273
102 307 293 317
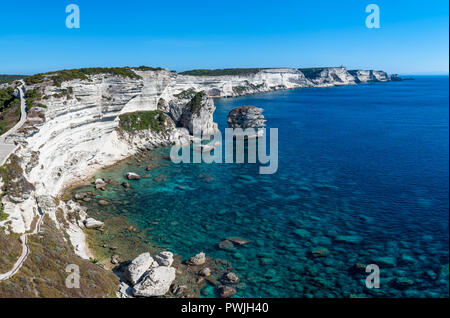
93 76 449 297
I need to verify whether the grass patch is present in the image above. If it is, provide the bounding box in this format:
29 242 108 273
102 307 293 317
0 211 8 221
174 88 197 99
118 110 169 132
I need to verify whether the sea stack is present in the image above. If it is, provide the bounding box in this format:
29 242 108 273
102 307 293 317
227 106 266 129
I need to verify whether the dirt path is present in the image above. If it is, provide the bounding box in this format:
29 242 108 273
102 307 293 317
0 208 44 281
0 81 26 166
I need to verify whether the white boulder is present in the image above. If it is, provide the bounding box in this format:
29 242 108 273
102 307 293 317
83 217 104 229
132 266 176 297
125 172 141 180
124 252 154 285
155 251 174 267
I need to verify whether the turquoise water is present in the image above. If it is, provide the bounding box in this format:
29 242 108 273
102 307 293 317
94 76 449 297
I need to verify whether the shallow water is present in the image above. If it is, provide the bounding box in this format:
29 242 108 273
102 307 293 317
87 76 449 297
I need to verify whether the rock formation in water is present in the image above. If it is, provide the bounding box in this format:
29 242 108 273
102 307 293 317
227 106 266 129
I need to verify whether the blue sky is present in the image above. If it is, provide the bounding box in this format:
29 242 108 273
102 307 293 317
0 0 448 75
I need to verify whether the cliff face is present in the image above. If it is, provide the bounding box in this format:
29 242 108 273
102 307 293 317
0 66 393 235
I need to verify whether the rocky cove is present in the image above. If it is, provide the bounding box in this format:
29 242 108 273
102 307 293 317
0 66 413 297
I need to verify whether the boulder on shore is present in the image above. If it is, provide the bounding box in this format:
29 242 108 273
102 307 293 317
83 218 104 229
124 252 155 285
132 266 176 297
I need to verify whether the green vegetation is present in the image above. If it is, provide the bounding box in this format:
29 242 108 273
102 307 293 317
0 211 8 221
233 86 248 94
174 88 197 99
0 154 34 199
25 88 43 110
89 258 100 264
186 91 206 115
0 75 26 84
180 68 269 76
0 87 21 134
52 87 73 99
132 66 165 72
119 110 169 132
25 67 143 87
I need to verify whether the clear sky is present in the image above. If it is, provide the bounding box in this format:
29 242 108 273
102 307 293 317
0 0 448 75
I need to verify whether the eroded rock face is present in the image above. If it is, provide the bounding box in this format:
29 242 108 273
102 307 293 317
180 92 218 135
124 252 155 285
132 266 176 297
227 106 266 129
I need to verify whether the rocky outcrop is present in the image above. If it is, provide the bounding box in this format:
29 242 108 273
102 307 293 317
186 252 206 266
227 106 266 129
348 70 390 83
118 251 176 297
180 92 218 135
301 67 356 86
132 266 176 297
124 252 157 285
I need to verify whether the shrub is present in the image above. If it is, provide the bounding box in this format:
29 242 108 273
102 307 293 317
118 110 169 132
186 91 206 115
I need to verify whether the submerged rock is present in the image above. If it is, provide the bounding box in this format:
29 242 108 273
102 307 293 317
218 285 236 298
391 277 415 290
371 256 397 268
121 182 130 188
293 229 310 239
348 263 367 275
132 266 176 297
310 248 330 258
221 272 240 285
218 239 236 251
124 252 155 285
227 237 252 246
334 235 362 244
